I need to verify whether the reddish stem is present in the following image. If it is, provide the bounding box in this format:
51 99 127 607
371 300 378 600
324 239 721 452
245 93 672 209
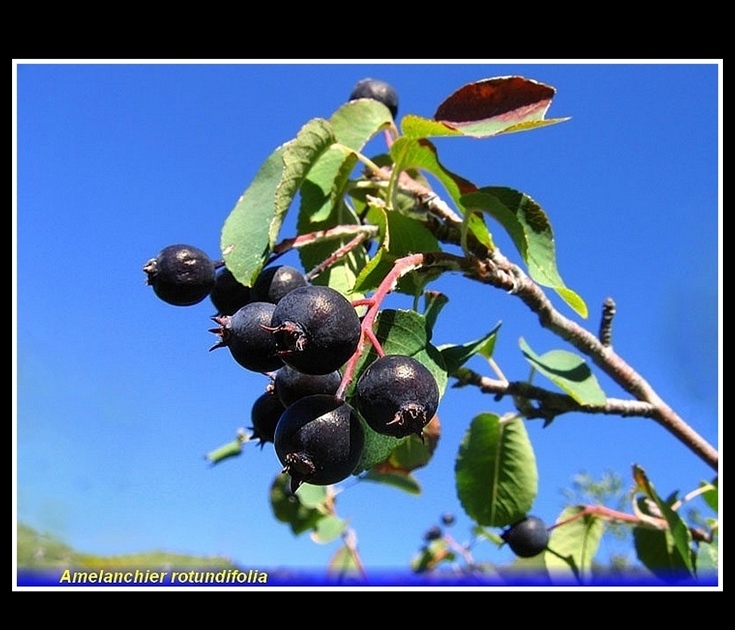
548 505 660 532
335 253 426 399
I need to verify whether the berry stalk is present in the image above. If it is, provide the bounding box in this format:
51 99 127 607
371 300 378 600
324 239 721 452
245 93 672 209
335 253 425 399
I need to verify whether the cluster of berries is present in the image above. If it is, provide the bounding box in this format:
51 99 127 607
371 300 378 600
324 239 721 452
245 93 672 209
143 243 439 493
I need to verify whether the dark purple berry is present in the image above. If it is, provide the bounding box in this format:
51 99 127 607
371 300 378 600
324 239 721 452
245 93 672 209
210 267 251 316
441 513 456 527
356 355 439 439
349 78 399 119
501 516 549 558
274 394 364 493
251 265 308 304
210 302 283 373
424 525 443 542
274 365 342 408
269 285 361 375
250 390 286 448
143 244 215 306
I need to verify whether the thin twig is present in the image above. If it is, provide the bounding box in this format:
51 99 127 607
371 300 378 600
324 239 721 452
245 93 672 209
412 200 719 471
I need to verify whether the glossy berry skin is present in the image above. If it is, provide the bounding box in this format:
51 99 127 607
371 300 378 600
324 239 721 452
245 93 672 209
143 244 215 306
210 302 283 373
250 390 286 448
501 516 549 558
349 78 399 119
269 285 361 375
274 394 364 493
210 267 251 316
356 355 439 439
251 265 308 304
274 365 342 408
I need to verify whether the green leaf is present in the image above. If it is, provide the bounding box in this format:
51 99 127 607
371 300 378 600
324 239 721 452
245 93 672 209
221 142 290 286
519 337 607 406
403 113 569 140
311 515 347 544
361 470 422 495
387 136 495 254
349 309 447 473
402 115 465 139
543 505 605 584
696 537 719 574
386 432 435 472
330 98 394 149
297 197 368 297
701 477 718 512
328 544 362 577
353 203 441 295
438 323 502 373
633 526 695 583
390 137 477 200
298 146 353 224
293 483 329 509
461 187 588 318
269 473 325 536
411 539 456 573
204 439 243 465
455 413 537 527
422 290 449 336
299 98 393 226
276 118 336 229
632 464 695 575
294 102 392 296
352 246 392 295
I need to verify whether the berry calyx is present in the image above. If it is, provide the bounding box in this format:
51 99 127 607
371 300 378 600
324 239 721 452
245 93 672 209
143 244 216 306
355 355 439 439
269 285 361 375
349 78 399 119
251 265 308 304
501 516 549 558
210 302 284 373
274 394 364 493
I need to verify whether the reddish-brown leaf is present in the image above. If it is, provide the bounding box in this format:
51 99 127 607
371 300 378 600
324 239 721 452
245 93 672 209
434 76 555 124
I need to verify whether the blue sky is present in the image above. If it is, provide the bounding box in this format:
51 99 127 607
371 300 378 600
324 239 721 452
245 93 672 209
14 60 721 586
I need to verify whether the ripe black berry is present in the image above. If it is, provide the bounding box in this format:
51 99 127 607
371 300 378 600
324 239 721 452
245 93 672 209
210 267 252 316
274 365 342 408
269 285 361 375
349 78 399 119
424 525 443 542
251 265 308 304
274 394 364 493
250 390 286 448
143 244 216 306
501 516 549 558
355 355 439 439
210 302 284 373
441 513 456 527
